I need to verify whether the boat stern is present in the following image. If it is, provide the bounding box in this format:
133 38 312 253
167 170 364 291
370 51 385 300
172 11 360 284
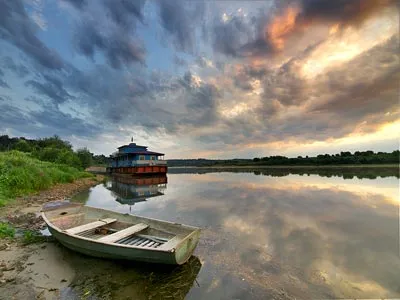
174 229 201 265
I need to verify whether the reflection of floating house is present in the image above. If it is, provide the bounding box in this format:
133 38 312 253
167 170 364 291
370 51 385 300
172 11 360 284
107 143 167 175
106 175 167 207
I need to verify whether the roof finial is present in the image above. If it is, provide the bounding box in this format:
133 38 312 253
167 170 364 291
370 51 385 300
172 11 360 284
131 137 133 143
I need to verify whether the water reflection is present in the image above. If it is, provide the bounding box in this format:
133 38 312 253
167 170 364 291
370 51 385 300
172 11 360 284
72 170 400 299
105 175 167 211
60 252 202 300
73 175 168 214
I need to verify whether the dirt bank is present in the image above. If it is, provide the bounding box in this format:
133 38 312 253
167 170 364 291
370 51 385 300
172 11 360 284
0 175 104 300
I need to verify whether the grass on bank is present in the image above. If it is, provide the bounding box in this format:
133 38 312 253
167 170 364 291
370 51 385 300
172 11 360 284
0 222 46 244
0 222 15 238
0 151 92 206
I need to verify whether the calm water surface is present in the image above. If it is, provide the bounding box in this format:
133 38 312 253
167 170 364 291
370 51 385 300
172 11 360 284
70 170 399 299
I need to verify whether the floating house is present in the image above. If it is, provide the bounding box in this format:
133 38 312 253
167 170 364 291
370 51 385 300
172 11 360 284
107 143 167 175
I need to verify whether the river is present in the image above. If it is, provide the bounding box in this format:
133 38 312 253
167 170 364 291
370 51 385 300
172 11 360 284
68 168 399 299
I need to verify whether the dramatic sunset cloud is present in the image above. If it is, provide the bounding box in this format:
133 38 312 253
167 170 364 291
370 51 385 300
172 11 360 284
0 0 398 158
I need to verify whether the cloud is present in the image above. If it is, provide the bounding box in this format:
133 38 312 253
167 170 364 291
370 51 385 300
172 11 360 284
0 0 64 69
310 36 399 116
66 65 219 135
192 34 400 149
213 12 258 57
260 0 397 54
73 19 145 69
29 0 47 31
0 67 10 88
102 0 145 29
30 106 102 137
299 0 396 26
0 79 10 89
173 55 187 67
0 104 33 133
0 0 398 157
60 0 87 9
157 0 206 53
0 102 102 138
61 0 148 69
25 75 75 104
211 0 397 59
1 56 30 78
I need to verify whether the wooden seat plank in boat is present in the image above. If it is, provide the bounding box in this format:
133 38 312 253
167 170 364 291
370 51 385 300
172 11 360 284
65 218 117 235
157 236 182 251
97 223 148 243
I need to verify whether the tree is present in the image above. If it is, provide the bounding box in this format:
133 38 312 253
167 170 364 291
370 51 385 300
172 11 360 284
14 140 32 152
56 150 81 168
39 135 72 151
76 148 93 169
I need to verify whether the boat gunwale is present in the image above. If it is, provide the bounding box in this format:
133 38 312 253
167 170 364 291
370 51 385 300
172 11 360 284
41 204 201 254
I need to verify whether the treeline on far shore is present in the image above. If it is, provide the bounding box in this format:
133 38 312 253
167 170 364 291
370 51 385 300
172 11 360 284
0 135 108 170
168 150 400 167
168 166 399 179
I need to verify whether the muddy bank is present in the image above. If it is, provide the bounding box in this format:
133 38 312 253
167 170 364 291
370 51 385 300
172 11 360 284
0 175 104 300
0 240 203 300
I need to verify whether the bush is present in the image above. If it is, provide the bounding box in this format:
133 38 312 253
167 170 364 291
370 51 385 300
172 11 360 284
0 151 92 205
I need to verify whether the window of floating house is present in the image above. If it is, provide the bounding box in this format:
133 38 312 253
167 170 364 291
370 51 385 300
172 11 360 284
139 155 145 160
150 156 155 160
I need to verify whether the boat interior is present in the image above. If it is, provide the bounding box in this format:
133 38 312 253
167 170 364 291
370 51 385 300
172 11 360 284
42 202 197 251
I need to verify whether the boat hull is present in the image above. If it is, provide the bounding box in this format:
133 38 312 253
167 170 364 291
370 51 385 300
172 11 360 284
48 227 180 264
42 203 200 265
107 166 168 175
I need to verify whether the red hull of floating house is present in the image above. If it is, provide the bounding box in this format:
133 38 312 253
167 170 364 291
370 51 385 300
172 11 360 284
111 174 168 185
107 143 167 175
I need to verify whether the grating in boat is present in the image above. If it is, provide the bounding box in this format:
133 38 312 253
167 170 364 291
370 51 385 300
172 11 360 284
76 228 110 240
115 234 167 248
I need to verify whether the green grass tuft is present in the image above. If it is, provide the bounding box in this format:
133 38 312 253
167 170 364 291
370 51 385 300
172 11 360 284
0 222 15 238
22 230 46 245
0 151 92 206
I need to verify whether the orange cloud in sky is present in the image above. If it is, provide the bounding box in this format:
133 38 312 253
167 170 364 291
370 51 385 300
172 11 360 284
300 10 398 79
266 5 301 51
263 0 396 54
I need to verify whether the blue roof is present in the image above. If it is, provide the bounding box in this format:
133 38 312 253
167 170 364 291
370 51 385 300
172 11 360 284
118 143 147 149
115 150 164 156
115 142 164 156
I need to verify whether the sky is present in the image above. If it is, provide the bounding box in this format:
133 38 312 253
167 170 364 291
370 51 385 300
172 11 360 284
0 0 399 159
